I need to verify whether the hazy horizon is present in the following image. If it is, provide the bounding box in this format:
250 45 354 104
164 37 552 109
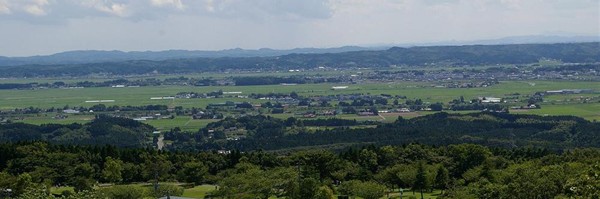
1 0 598 56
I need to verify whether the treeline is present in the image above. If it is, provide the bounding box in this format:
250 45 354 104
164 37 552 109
1 104 169 115
0 142 599 198
301 118 361 126
0 77 222 90
0 83 35 90
0 115 153 147
0 42 598 77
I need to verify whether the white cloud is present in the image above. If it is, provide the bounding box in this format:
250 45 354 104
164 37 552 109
24 3 47 16
95 2 128 17
0 1 10 14
0 0 335 21
1 0 50 16
204 0 215 12
150 0 184 10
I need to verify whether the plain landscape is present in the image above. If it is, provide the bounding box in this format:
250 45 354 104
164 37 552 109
1 41 599 199
1 0 599 198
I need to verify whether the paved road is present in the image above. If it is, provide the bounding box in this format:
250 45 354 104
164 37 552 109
157 135 164 150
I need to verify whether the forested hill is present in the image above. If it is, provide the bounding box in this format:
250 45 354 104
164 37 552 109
2 112 599 151
156 112 600 151
0 115 153 147
0 112 600 151
1 42 598 77
172 112 600 152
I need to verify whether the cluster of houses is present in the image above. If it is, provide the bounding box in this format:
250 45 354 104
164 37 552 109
478 97 504 103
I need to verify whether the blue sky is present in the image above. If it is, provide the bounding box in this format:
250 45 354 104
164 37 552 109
0 0 598 56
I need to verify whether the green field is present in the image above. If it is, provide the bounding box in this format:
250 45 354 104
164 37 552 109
1 80 598 125
18 114 95 125
512 103 600 121
1 81 597 108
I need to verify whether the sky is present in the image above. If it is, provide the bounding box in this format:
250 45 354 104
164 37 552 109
0 0 598 56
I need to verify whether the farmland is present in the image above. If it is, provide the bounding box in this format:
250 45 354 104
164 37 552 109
1 80 598 129
1 81 597 109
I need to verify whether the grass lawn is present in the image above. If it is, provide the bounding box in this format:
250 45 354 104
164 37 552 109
50 186 75 195
182 185 218 199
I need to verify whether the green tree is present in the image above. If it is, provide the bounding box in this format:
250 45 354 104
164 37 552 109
72 177 95 192
291 150 341 181
429 103 443 111
565 163 600 198
376 164 411 197
294 178 319 199
72 162 95 190
355 181 386 199
434 165 450 194
314 185 335 199
121 162 142 183
177 161 208 185
142 154 173 182
14 173 34 196
358 149 379 172
102 157 124 183
215 164 297 199
396 164 417 190
480 162 494 182
448 144 491 177
338 180 360 196
414 162 427 199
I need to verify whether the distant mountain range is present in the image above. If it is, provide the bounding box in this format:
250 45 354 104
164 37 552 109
0 42 597 78
393 35 600 47
0 46 385 67
0 35 597 67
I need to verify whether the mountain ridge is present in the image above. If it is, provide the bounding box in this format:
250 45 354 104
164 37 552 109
1 35 597 67
0 42 597 78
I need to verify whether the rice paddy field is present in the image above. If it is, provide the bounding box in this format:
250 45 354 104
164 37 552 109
1 80 598 128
